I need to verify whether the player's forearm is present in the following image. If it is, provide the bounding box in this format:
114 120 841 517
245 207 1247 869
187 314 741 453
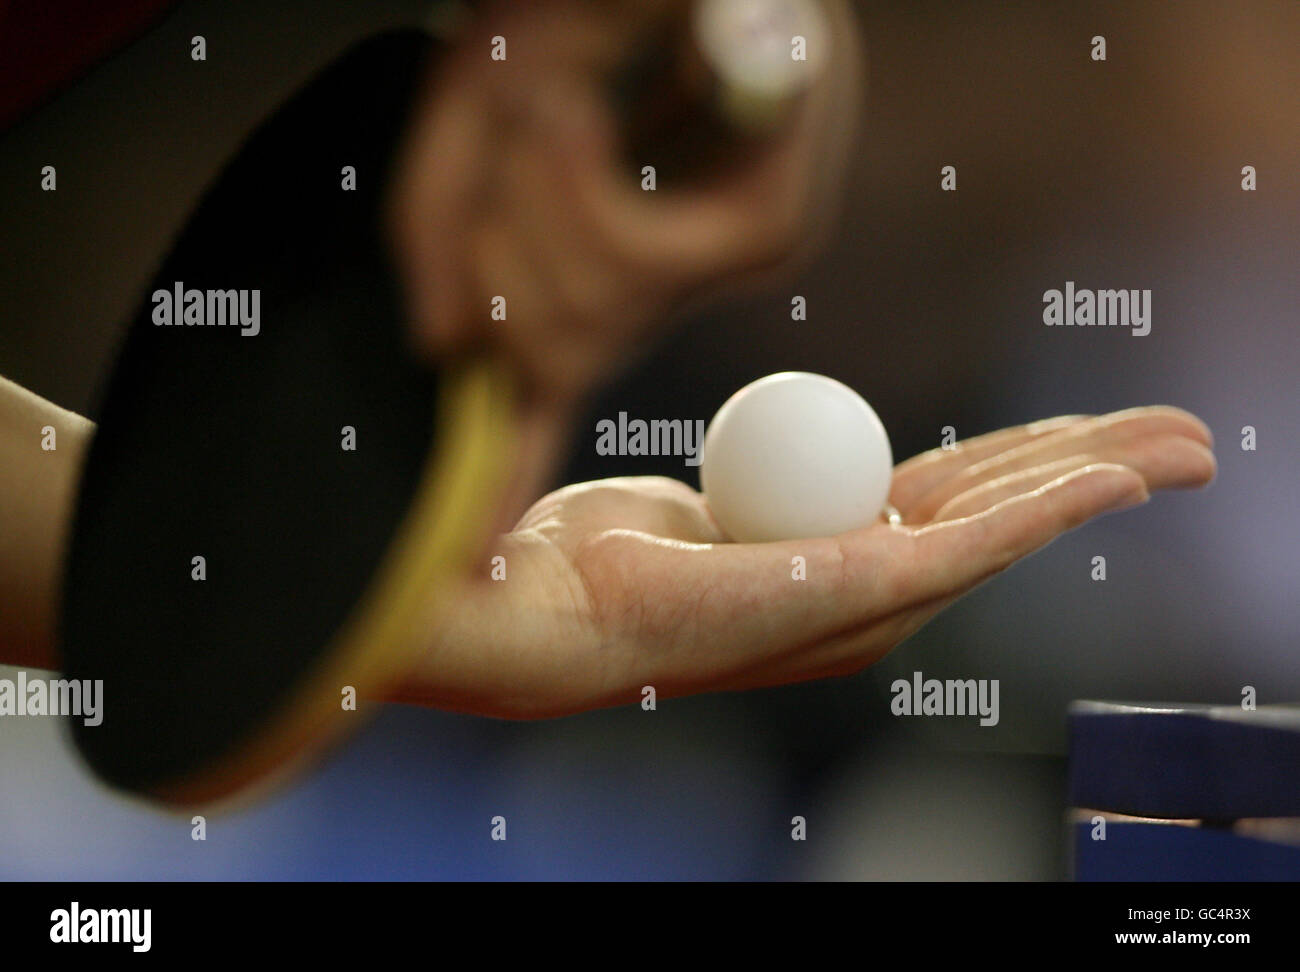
0 376 92 670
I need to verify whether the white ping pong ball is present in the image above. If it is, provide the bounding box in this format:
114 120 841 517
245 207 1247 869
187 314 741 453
700 372 893 542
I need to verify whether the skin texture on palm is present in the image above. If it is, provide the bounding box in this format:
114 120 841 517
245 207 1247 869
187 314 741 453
389 405 1215 719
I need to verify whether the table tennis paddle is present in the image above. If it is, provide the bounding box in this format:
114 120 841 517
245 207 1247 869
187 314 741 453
61 2 829 809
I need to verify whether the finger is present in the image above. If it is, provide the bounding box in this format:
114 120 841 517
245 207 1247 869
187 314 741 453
889 414 1092 512
903 463 1148 605
905 411 1215 522
891 406 1211 515
390 66 493 358
534 23 845 288
931 455 1112 522
500 103 650 330
555 105 814 283
928 433 1215 523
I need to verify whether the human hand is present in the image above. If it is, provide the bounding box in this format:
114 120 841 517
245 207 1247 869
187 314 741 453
386 406 1215 717
386 0 863 411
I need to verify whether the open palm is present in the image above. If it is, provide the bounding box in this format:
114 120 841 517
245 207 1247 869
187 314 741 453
390 406 1214 718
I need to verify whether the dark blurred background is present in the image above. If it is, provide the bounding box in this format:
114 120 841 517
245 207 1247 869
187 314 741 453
2 0 1297 879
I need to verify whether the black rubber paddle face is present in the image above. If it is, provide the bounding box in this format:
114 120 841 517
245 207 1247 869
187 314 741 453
61 31 441 796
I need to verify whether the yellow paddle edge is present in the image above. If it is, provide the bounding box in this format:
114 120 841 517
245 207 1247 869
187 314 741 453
149 355 517 811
